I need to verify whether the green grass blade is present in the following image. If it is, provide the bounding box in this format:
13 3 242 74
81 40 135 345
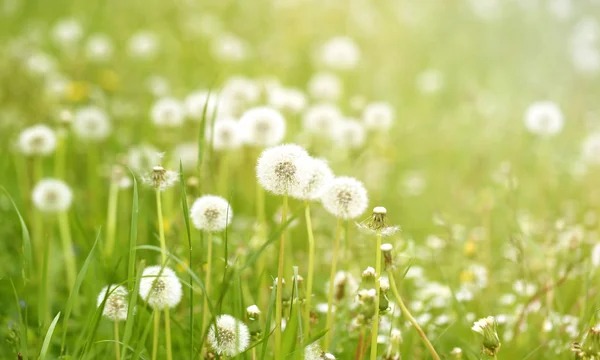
120 259 146 360
260 282 277 360
10 278 28 359
2 186 32 282
127 171 139 291
39 312 61 360
179 162 195 359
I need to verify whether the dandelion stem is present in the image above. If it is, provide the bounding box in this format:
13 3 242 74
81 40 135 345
114 320 121 360
202 232 213 333
155 189 167 265
303 201 315 338
274 193 288 357
369 232 382 360
324 217 343 350
58 211 76 291
387 269 440 360
164 308 173 360
218 152 230 196
105 177 119 257
152 309 161 360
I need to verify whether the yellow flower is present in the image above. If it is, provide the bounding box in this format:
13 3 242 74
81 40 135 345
460 270 474 283
463 240 476 256
99 69 120 91
65 81 90 102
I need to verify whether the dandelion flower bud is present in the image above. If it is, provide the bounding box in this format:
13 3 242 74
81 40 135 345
210 118 242 151
291 157 334 201
363 102 394 131
471 316 501 357
450 347 463 359
32 179 73 213
302 103 343 137
97 285 129 322
207 314 250 357
139 265 182 309
381 243 394 270
319 36 360 71
256 144 309 195
246 305 261 319
18 124 57 156
239 106 286 147
321 176 368 220
190 195 233 232
524 101 564 136
142 166 178 191
151 97 185 128
72 106 111 141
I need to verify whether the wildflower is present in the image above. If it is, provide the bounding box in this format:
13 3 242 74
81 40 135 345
85 33 113 62
221 76 260 114
256 144 309 195
302 103 343 137
17 124 57 156
319 36 361 70
363 102 394 131
127 31 159 59
472 316 501 357
51 18 83 47
307 72 342 101
72 106 111 141
143 166 178 191
291 157 334 201
321 177 368 220
210 118 242 151
171 142 198 172
97 285 129 322
524 101 564 136
32 179 73 213
358 206 400 236
247 305 262 338
207 314 250 357
190 195 233 232
332 119 365 149
139 265 182 309
150 97 185 128
239 106 286 146
450 347 463 359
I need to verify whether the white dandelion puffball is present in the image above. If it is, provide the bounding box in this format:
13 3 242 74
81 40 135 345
267 87 307 113
151 97 185 128
210 118 242 151
582 133 600 165
321 176 368 219
256 144 309 195
302 103 343 136
18 124 57 156
97 285 129 322
147 75 170 97
26 52 56 76
239 106 286 146
127 31 159 59
142 166 179 191
333 119 365 149
571 44 600 74
171 142 198 172
363 102 394 131
307 72 342 101
126 144 162 174
207 314 250 357
319 36 361 71
416 69 444 95
32 179 73 213
524 101 564 136
211 33 249 62
51 18 83 47
221 76 260 114
185 90 221 121
304 342 324 360
291 157 334 201
72 106 111 141
85 33 114 62
190 195 233 232
139 266 182 309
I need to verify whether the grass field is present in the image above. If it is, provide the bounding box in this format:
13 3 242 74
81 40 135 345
1 0 600 359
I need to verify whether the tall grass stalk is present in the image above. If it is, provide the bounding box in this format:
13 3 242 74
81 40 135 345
274 193 289 356
152 310 161 360
58 212 76 290
369 231 382 360
113 321 120 360
105 175 119 257
155 189 167 265
324 217 343 350
303 201 315 337
202 232 213 333
164 308 173 360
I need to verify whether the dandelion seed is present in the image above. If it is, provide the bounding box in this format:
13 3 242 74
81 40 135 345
207 314 250 357
291 157 334 201
17 124 57 156
150 97 185 128
190 195 233 232
363 102 394 131
139 265 182 309
97 285 129 322
256 144 309 195
239 106 286 146
143 166 178 191
72 106 112 141
32 179 73 213
524 101 564 136
321 177 368 220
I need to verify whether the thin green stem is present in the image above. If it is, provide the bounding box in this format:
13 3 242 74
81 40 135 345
274 194 288 357
387 270 440 360
105 178 119 257
370 232 382 360
218 152 230 196
164 309 173 360
152 310 161 360
58 212 76 291
303 201 315 338
33 157 44 267
202 232 213 333
114 320 121 360
155 189 167 265
324 218 343 351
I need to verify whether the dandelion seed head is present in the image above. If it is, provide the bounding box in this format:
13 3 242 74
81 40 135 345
307 72 342 101
128 31 159 59
151 97 185 128
302 103 343 136
304 342 324 360
184 90 221 121
363 102 394 131
207 314 250 357
97 284 129 322
267 86 307 113
332 119 365 149
256 144 309 195
291 157 334 201
239 106 286 146
171 142 198 173
51 18 83 47
126 145 162 174
32 178 73 213
85 33 113 62
319 36 360 71
321 176 368 220
190 195 233 232
139 266 182 309
210 118 242 151
143 166 178 191
18 124 57 156
221 76 260 114
72 106 111 141
524 101 564 136
211 33 249 62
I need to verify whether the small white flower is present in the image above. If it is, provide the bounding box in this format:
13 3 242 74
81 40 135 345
256 144 309 195
524 101 564 136
210 118 242 151
72 106 111 141
291 157 334 201
239 106 286 146
321 177 368 220
139 265 182 309
52 18 83 47
97 285 129 322
85 33 113 62
363 102 394 131
17 124 57 156
302 103 343 137
190 195 233 232
151 97 185 128
128 31 159 59
207 314 250 357
319 36 361 70
32 179 73 213
307 72 342 101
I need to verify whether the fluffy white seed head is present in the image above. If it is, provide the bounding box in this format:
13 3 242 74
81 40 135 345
51 18 83 47
211 33 249 62
302 103 343 136
139 266 182 309
190 195 233 232
291 157 334 201
307 72 342 101
184 90 221 121
471 316 496 334
363 102 394 131
304 342 324 360
267 87 307 113
321 176 368 219
97 285 129 322
319 36 361 70
85 33 114 62
332 119 365 149
126 144 162 174
18 124 57 156
524 101 564 136
207 314 250 357
221 76 260 114
142 166 179 191
32 179 73 213
256 144 309 195
151 97 185 128
127 31 159 59
171 142 198 173
72 106 111 141
239 106 286 146
210 118 242 151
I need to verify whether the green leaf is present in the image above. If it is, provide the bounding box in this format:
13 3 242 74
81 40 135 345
39 312 61 360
